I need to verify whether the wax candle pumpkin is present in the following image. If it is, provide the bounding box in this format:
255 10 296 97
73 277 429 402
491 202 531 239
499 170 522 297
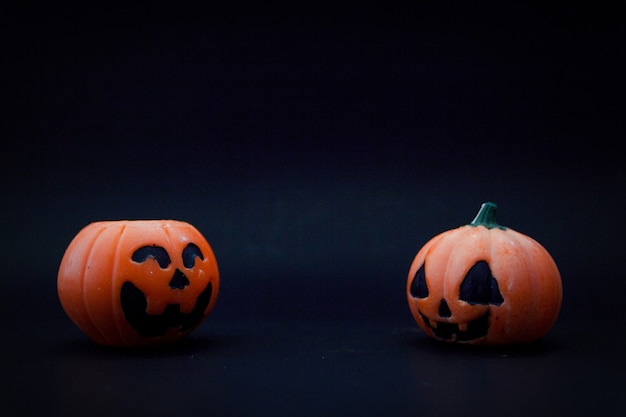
407 202 562 345
58 220 219 346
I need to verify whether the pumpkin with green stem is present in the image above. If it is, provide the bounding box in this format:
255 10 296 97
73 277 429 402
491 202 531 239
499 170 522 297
406 202 562 345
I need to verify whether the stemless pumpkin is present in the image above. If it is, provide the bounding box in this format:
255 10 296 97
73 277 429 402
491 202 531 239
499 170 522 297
57 220 219 347
406 202 562 345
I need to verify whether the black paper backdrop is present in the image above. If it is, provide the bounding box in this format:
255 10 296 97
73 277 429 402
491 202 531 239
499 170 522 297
2 1 624 337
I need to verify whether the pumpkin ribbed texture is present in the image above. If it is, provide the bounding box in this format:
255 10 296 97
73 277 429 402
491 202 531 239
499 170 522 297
407 203 562 345
57 220 219 346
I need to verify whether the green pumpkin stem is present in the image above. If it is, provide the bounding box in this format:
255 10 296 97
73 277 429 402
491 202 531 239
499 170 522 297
469 202 507 230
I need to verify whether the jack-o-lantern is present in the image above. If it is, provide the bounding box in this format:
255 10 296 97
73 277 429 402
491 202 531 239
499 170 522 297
57 220 219 346
406 202 562 345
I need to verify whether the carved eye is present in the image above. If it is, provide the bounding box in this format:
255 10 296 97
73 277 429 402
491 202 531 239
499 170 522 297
132 246 171 269
409 263 429 299
459 261 504 305
182 243 204 269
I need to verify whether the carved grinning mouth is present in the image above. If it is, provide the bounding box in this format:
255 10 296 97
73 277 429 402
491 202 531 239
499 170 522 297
120 281 213 338
419 311 489 342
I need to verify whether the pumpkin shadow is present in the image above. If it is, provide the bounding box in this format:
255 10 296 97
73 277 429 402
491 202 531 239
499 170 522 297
401 330 566 358
55 332 242 359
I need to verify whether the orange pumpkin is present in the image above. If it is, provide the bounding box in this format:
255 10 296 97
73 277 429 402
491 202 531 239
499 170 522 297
57 220 219 346
406 202 562 345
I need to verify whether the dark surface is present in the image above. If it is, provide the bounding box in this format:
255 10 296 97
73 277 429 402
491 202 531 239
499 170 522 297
4 298 625 417
2 3 625 416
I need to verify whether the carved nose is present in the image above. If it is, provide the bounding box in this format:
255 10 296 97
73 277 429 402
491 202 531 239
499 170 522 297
438 299 452 317
169 269 190 289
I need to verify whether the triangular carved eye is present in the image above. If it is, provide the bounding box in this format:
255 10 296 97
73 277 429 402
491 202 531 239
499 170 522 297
410 263 429 299
459 261 504 305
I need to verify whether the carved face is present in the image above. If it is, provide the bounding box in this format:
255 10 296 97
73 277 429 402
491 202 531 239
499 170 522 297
58 220 220 346
120 242 214 338
409 259 504 343
406 203 562 345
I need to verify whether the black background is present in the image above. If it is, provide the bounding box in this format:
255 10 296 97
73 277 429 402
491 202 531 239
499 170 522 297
2 2 625 416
